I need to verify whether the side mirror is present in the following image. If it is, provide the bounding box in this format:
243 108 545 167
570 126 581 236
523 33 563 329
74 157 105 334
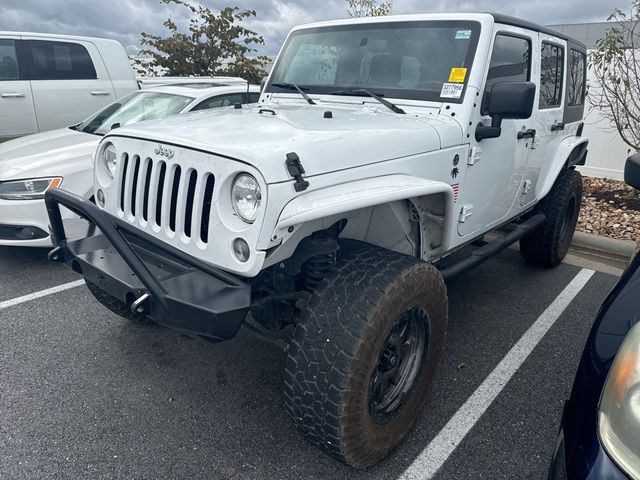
476 82 536 141
625 154 640 190
260 76 269 92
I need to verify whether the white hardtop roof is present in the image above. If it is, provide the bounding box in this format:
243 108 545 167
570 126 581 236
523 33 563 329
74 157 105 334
290 12 580 46
291 13 494 31
0 31 120 45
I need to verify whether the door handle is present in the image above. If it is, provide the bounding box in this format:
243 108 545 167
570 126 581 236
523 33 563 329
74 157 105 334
1 92 25 98
90 91 111 96
517 128 536 140
551 122 565 132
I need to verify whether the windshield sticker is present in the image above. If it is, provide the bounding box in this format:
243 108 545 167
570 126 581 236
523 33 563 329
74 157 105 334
455 30 472 40
440 83 464 99
448 67 468 83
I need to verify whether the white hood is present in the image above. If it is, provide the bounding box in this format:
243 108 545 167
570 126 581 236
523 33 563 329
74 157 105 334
0 128 99 180
106 103 463 184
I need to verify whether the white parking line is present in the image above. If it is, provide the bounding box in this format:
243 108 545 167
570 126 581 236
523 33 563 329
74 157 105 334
0 279 85 311
399 268 595 480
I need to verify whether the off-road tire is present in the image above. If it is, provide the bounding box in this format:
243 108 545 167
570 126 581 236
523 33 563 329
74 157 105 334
520 168 583 267
85 280 148 323
283 241 448 468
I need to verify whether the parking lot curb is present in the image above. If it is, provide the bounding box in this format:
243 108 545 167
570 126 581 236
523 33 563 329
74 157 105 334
572 231 637 259
564 232 637 276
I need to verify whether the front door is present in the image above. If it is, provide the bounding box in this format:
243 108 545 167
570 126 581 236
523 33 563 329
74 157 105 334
0 38 38 141
458 28 537 237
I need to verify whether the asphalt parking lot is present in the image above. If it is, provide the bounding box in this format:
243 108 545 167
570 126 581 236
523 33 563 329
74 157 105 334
0 245 619 479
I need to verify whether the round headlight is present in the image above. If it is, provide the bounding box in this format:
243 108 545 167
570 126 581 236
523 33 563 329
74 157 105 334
102 142 118 179
231 174 261 223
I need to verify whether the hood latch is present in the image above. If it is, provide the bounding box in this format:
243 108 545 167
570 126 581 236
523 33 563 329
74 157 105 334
286 152 310 192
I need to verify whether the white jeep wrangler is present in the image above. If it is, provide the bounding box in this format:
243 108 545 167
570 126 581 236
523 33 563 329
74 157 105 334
46 13 588 468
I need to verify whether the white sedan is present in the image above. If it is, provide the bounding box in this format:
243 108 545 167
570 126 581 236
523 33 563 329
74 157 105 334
0 82 260 247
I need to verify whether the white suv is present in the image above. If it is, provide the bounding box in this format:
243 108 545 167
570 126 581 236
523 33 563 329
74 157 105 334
0 32 138 142
46 13 589 468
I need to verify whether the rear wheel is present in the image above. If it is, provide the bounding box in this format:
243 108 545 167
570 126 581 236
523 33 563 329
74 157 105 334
520 169 582 267
283 241 448 468
85 280 149 323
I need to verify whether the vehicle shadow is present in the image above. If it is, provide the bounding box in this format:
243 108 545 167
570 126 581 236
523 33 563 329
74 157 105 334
106 316 385 479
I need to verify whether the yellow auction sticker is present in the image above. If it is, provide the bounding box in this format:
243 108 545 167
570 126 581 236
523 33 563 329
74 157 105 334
448 67 468 83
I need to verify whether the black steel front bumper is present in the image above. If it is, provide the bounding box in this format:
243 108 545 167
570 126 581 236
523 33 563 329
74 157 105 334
45 188 251 342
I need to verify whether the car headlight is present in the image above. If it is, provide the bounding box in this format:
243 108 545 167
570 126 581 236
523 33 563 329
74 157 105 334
102 142 118 179
231 173 261 223
599 321 640 478
0 177 62 200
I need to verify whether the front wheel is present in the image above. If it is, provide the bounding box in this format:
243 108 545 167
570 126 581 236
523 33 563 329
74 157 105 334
283 242 448 468
520 169 583 267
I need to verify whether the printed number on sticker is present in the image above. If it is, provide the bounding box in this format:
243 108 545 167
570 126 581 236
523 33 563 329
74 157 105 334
440 83 464 99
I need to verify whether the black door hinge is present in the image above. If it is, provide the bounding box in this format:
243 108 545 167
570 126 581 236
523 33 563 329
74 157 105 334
285 152 310 192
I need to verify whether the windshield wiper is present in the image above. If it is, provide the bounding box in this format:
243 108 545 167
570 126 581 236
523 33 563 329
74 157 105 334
271 82 316 105
330 89 405 114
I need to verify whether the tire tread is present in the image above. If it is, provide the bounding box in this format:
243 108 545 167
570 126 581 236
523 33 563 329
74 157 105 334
283 241 447 467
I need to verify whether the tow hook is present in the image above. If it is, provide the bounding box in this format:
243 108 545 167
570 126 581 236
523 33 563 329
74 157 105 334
131 292 151 314
48 246 63 262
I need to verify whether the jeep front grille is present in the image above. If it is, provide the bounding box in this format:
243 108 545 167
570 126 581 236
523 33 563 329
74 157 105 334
117 153 216 243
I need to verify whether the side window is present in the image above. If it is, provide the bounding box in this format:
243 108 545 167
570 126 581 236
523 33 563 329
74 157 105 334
247 93 260 103
567 49 586 106
540 43 564 108
26 40 97 80
0 39 20 81
191 93 246 111
483 34 531 114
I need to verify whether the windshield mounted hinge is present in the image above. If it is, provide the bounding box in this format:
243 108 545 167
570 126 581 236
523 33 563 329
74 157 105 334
285 152 310 192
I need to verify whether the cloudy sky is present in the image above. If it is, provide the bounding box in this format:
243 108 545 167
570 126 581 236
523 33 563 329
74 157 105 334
0 0 632 56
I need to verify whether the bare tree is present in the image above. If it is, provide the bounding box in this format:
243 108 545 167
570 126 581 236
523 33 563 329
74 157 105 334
590 2 640 151
346 0 391 18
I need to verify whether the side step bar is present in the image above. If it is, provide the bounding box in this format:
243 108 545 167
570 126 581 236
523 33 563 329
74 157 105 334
439 213 546 282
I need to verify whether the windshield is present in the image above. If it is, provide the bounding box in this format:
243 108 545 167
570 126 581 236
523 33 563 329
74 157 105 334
78 91 194 135
267 21 480 103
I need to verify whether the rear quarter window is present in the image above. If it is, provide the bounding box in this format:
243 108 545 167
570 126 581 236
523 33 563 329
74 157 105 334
26 40 97 80
191 93 246 111
567 49 586 106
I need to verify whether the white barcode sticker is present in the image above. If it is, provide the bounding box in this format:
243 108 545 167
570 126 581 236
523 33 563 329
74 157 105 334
440 83 464 99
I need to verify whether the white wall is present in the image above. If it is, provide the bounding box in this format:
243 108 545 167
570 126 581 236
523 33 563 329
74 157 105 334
578 57 635 180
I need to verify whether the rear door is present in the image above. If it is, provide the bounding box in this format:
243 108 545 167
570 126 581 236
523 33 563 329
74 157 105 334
522 35 568 206
23 38 116 132
0 37 38 141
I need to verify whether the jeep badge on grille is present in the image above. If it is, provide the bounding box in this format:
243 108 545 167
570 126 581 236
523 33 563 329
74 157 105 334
155 145 174 159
